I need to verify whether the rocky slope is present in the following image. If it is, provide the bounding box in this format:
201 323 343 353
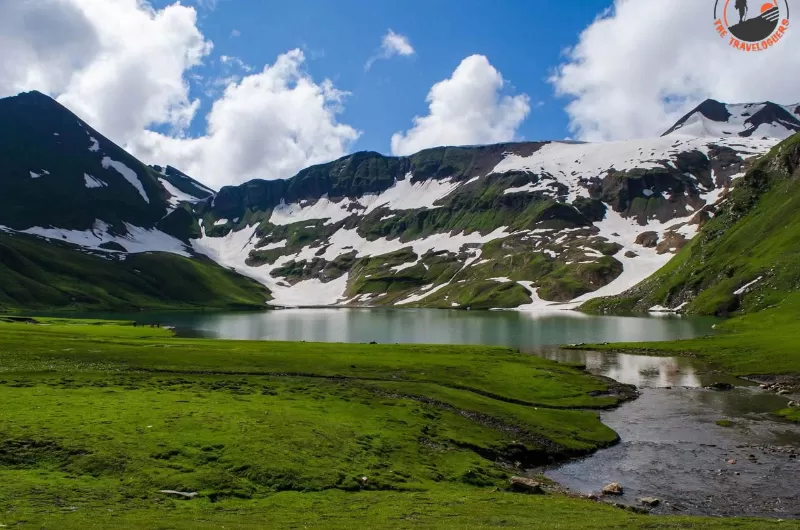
1 91 797 310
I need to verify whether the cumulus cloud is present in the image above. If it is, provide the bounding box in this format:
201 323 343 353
0 0 211 144
390 55 530 156
365 29 415 71
131 50 360 187
1 0 360 187
551 0 800 141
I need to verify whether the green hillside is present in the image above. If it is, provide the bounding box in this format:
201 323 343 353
0 233 271 311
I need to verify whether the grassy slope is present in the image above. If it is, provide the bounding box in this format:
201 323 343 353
582 133 800 317
0 232 271 311
0 320 791 529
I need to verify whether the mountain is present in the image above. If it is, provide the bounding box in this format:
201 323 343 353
662 99 800 138
0 91 270 311
190 129 784 309
581 131 800 316
0 91 211 240
0 91 796 311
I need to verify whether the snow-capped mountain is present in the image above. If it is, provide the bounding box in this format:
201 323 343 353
190 133 778 309
1 91 797 311
663 99 800 138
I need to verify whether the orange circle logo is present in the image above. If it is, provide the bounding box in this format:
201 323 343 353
713 0 790 51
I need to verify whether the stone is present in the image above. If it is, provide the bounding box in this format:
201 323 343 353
638 496 661 507
602 482 624 495
509 476 544 494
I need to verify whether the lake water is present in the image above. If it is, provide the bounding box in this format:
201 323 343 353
69 308 720 348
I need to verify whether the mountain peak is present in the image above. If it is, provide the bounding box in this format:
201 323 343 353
662 99 800 139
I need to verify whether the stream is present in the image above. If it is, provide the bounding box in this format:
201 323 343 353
536 348 800 518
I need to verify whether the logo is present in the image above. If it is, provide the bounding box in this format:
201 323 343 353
713 0 790 51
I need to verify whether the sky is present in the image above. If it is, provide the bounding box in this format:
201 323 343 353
1 0 799 189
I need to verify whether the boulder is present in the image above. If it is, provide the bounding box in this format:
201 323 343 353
635 231 659 248
638 497 660 507
509 476 544 494
602 482 624 495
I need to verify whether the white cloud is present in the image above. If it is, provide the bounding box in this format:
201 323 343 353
1 1 360 187
390 55 530 156
131 50 360 187
0 0 211 144
365 29 415 71
551 0 800 141
230 29 241 38
220 55 253 73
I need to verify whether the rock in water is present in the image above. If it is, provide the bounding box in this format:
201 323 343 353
509 476 544 494
706 382 734 391
602 482 624 495
638 496 660 507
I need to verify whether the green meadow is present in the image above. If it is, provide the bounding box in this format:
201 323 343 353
0 318 797 528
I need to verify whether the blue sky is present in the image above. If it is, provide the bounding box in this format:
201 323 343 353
6 0 795 187
155 0 611 154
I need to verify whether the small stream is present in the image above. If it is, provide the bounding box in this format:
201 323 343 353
534 348 800 518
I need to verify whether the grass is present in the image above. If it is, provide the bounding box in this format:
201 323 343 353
715 419 736 428
774 409 800 423
1 319 796 528
573 291 800 375
0 232 271 311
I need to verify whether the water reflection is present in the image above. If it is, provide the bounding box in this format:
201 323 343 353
47 308 720 348
534 347 705 388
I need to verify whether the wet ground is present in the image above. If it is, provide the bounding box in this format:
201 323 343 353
531 348 800 518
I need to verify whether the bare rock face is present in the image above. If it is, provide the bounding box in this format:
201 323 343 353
635 231 659 248
602 482 624 495
509 476 544 494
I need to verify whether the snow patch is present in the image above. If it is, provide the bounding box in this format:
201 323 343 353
84 174 107 189
734 276 763 295
159 178 200 207
102 157 149 203
21 220 190 257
